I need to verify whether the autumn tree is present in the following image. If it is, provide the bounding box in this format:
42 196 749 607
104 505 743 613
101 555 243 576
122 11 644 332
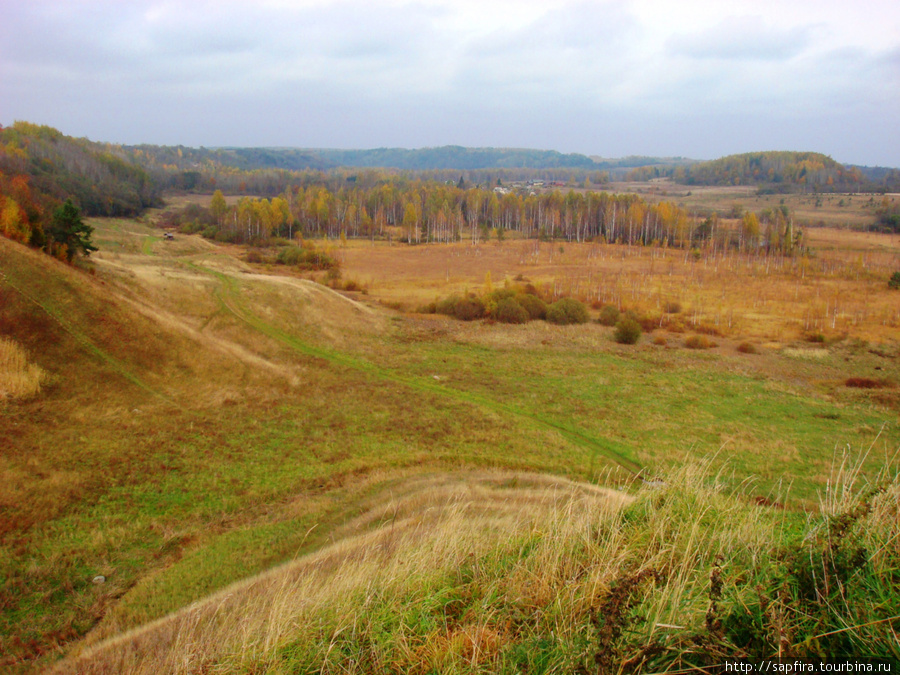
210 189 227 225
1 198 29 243
740 211 760 251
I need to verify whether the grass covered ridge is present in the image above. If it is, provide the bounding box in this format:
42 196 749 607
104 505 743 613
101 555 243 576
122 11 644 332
53 461 900 674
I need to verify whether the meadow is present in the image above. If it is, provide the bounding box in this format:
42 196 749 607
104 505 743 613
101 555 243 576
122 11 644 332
1 208 898 672
336 226 900 342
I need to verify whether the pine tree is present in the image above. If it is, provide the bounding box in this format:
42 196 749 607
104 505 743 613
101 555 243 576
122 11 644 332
48 199 97 262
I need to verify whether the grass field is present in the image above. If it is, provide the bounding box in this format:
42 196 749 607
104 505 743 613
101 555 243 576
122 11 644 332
1 212 898 672
334 228 900 343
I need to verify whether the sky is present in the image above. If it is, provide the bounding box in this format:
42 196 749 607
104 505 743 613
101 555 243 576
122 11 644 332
1 0 898 166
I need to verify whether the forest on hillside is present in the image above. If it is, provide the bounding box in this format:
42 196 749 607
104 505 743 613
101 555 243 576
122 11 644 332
627 151 900 192
126 144 678 173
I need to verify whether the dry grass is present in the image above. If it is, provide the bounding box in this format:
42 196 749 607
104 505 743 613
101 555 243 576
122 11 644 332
57 459 898 674
51 470 631 674
340 230 900 343
0 336 47 400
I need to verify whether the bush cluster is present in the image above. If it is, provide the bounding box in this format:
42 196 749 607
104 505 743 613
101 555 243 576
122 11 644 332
494 298 529 324
684 335 716 349
546 298 590 325
614 316 642 344
597 305 620 326
423 286 591 326
276 243 338 271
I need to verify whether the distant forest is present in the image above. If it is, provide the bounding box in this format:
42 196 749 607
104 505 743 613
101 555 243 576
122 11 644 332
128 143 685 174
627 151 900 193
2 122 899 257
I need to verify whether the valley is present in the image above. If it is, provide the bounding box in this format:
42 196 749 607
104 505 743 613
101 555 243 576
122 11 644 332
1 210 898 671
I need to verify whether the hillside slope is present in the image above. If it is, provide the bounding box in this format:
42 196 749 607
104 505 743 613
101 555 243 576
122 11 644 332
2 224 619 670
2 219 898 672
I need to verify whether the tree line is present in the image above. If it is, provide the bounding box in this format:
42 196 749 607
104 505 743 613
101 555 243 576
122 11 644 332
0 122 821 262
168 182 805 256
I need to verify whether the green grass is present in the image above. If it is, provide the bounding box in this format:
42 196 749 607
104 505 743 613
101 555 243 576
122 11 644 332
2 226 898 672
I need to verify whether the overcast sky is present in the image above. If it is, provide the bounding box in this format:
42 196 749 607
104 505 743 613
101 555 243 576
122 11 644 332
1 0 898 165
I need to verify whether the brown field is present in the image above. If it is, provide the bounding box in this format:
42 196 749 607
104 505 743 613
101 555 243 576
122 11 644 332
336 229 900 343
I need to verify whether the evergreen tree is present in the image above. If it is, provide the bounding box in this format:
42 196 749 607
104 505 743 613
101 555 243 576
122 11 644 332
48 199 97 261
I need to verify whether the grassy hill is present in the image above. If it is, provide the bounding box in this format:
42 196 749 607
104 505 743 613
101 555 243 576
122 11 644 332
2 217 899 672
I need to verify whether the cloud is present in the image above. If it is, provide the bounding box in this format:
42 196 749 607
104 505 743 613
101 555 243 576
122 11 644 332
667 15 812 61
0 0 898 164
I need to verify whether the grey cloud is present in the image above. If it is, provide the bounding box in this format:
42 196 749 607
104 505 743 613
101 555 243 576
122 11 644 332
0 1 446 92
1 0 898 166
471 1 636 60
450 1 639 106
668 16 811 61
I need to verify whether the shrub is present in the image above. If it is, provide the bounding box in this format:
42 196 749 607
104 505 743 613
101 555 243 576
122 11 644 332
685 335 716 349
546 298 589 325
276 245 339 270
614 317 642 344
736 342 758 354
652 335 667 346
889 271 900 289
516 293 547 321
276 246 301 265
434 295 460 316
597 305 620 326
453 296 486 321
213 230 238 243
325 267 342 286
494 298 529 324
490 288 517 300
179 220 204 235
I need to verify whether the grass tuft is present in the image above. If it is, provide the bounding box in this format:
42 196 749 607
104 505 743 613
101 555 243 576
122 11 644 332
0 336 47 399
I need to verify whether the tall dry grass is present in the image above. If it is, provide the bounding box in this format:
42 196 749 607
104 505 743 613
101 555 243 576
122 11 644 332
51 472 631 674
52 458 900 673
0 336 46 400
